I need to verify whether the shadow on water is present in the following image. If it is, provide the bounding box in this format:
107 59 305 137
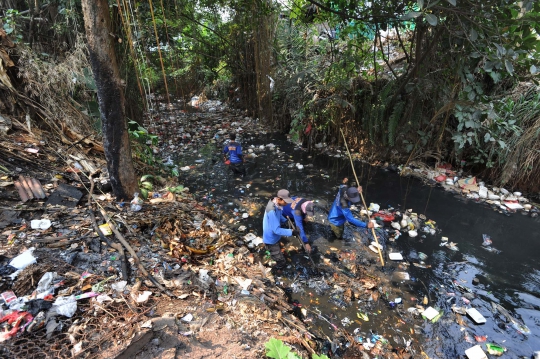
177 133 540 357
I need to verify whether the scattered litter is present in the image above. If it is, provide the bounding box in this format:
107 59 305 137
181 313 193 322
465 345 488 359
388 252 403 261
99 223 113 236
422 307 440 321
111 281 127 292
30 219 52 230
481 234 492 246
9 248 37 272
466 308 486 324
136 291 152 303
485 343 506 356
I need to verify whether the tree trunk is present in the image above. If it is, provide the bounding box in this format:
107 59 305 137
81 0 137 200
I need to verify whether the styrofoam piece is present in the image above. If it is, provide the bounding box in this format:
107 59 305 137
422 306 440 321
388 252 404 261
505 202 524 210
466 308 486 324
465 345 488 359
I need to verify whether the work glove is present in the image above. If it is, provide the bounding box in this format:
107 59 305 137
291 229 300 237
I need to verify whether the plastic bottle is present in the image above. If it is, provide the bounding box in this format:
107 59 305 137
130 193 143 212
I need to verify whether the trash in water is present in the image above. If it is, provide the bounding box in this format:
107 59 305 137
422 307 440 321
392 272 410 281
466 307 486 324
356 312 369 321
482 234 492 246
465 344 488 359
485 343 505 356
388 252 403 261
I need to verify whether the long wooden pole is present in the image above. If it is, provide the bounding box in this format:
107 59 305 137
339 129 385 266
286 217 316 267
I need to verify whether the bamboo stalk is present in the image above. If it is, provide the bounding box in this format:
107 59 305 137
339 129 385 266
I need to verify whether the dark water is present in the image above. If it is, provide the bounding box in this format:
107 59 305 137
177 133 540 358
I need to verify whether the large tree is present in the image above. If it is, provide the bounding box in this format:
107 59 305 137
81 0 138 200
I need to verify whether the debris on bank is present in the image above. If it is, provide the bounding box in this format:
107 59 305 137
397 162 538 218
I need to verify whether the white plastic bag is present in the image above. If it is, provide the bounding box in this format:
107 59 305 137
53 295 77 317
9 247 37 270
30 219 52 230
36 272 58 293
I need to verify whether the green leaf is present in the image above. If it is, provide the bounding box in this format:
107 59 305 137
504 59 514 76
141 181 153 190
401 11 422 20
417 0 424 9
266 338 293 359
140 174 154 182
470 28 478 41
425 14 438 26
490 72 501 83
484 132 491 142
445 0 456 5
484 61 495 72
494 43 505 57
140 188 149 200
312 354 330 359
464 120 475 128
3 24 13 34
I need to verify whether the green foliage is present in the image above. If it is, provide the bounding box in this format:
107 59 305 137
3 9 20 37
388 101 404 146
137 174 154 199
128 120 159 166
265 338 329 359
167 185 185 194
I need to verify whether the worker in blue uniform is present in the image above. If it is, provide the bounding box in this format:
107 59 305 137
262 189 299 268
282 197 314 252
223 133 246 177
327 185 374 239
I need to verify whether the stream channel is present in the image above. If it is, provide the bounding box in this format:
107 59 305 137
172 131 540 358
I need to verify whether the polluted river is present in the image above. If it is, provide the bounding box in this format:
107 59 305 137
157 106 540 358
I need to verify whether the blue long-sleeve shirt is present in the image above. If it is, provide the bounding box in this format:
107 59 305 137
282 197 309 243
223 141 243 163
263 200 293 245
327 186 367 228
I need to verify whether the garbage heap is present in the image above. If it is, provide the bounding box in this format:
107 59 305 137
0 183 316 358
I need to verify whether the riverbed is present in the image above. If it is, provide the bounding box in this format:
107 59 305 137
169 124 540 358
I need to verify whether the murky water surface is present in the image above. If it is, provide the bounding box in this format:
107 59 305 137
175 132 540 358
